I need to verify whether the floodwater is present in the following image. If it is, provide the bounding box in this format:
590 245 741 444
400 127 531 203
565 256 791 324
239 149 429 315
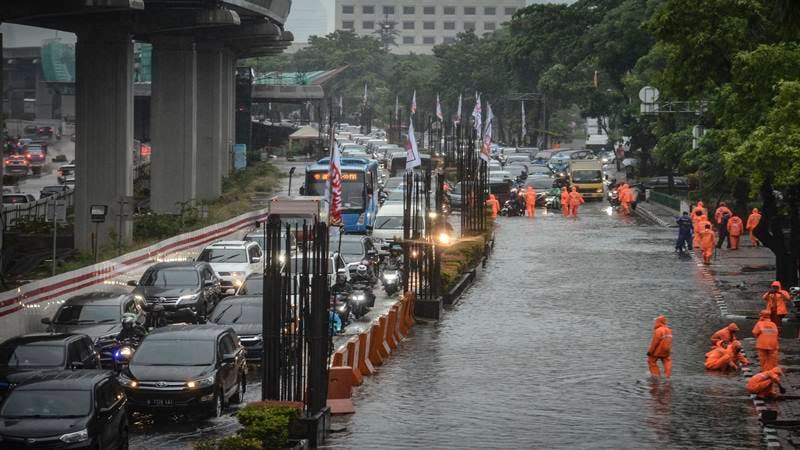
324 203 764 449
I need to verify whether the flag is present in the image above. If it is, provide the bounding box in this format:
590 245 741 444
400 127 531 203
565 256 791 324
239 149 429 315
471 93 482 135
521 101 527 142
338 96 343 116
455 93 462 125
327 142 344 226
363 83 368 105
411 90 417 115
481 102 494 162
436 94 443 121
405 120 421 171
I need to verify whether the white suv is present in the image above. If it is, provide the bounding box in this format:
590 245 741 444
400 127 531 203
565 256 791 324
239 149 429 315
196 241 263 294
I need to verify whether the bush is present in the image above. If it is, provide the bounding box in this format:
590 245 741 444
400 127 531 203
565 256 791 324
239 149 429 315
235 401 302 449
195 436 262 450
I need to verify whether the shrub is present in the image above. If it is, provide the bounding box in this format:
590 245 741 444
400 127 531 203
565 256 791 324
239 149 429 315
195 436 262 450
235 401 302 449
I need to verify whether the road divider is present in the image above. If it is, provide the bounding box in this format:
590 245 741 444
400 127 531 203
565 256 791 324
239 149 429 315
327 292 417 415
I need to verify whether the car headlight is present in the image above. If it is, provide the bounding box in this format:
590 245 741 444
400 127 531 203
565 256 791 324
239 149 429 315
59 429 89 443
177 293 200 304
118 374 138 388
229 271 245 278
187 375 215 389
134 294 145 302
118 346 134 359
278 254 286 264
596 188 603 193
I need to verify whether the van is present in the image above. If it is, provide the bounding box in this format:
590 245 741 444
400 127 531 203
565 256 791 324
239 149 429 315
371 203 425 242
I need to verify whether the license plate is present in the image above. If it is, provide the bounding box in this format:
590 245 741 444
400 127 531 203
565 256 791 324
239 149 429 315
148 399 174 407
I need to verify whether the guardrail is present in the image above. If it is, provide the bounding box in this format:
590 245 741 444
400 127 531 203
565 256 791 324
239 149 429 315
649 190 682 211
2 190 74 228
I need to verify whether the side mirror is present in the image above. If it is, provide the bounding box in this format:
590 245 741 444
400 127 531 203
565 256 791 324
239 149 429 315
41 317 51 325
251 256 262 264
127 280 138 287
222 353 236 364
336 268 347 276
70 361 84 370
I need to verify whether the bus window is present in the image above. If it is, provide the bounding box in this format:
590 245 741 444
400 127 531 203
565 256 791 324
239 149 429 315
306 171 366 211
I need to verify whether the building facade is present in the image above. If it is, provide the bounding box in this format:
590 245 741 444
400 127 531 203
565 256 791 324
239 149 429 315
334 0 526 54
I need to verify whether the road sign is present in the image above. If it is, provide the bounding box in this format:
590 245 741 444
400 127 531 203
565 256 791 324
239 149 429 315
639 86 660 104
46 200 67 223
90 204 108 223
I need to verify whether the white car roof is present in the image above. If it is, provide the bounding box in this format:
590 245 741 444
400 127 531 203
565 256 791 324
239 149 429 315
205 240 250 248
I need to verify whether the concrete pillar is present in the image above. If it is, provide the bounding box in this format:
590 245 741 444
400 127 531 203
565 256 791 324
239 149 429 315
74 32 134 251
220 49 235 176
195 43 223 200
150 36 197 213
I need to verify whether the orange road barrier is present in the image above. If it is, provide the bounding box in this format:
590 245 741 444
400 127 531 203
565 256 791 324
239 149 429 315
404 292 416 329
331 348 346 367
385 307 400 350
376 316 392 360
358 331 376 376
396 298 409 336
368 321 386 366
345 338 363 386
327 366 355 415
391 303 404 342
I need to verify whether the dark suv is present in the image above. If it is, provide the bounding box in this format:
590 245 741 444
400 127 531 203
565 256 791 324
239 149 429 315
130 261 222 320
0 370 128 449
0 334 101 401
119 325 247 418
210 296 263 362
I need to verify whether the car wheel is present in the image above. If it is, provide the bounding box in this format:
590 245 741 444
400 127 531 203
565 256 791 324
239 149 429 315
119 426 129 450
231 373 245 404
208 388 224 418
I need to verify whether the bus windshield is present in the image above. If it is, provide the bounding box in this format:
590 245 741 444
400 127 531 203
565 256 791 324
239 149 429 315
306 171 365 211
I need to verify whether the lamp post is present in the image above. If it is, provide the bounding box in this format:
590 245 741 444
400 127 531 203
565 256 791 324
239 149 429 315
288 167 296 196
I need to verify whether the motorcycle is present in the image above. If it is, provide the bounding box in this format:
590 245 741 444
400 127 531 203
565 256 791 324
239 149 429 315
500 199 526 217
607 187 620 207
332 290 351 328
381 269 401 295
98 335 142 372
348 288 371 319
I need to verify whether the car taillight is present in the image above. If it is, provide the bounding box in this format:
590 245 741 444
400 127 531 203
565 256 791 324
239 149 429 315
25 154 31 159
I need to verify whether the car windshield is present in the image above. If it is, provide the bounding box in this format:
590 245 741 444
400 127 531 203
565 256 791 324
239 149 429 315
140 268 199 287
527 178 555 189
53 304 119 324
1 390 91 418
572 170 603 183
3 195 28 204
529 166 551 174
376 216 403 230
0 343 64 368
212 302 262 325
339 240 364 259
133 339 214 366
197 248 247 263
26 149 44 155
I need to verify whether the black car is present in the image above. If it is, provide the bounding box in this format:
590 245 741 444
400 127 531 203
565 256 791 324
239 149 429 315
210 296 263 362
234 273 263 296
41 289 147 368
338 235 378 266
129 261 222 320
0 370 128 449
119 325 247 418
0 334 101 401
39 184 71 199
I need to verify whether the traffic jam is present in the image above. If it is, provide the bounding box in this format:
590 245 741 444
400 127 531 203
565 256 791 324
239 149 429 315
0 123 600 448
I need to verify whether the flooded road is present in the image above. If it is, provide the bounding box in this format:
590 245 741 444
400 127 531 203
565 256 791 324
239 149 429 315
325 204 763 449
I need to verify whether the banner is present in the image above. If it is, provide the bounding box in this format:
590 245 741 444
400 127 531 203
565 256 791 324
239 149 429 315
406 120 421 171
481 102 494 162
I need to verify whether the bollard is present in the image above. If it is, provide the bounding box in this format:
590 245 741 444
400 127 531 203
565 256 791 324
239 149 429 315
385 307 399 350
368 322 386 366
327 366 355 415
357 331 376 376
345 338 363 386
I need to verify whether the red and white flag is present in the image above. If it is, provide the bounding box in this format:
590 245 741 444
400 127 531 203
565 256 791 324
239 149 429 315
481 102 494 162
405 120 421 171
327 144 344 226
411 90 417 115
472 93 482 135
436 94 443 121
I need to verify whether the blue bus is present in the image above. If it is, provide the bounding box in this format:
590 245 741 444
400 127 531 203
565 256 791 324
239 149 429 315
303 157 379 233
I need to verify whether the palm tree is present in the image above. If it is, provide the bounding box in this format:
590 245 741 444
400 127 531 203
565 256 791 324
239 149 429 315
373 14 399 52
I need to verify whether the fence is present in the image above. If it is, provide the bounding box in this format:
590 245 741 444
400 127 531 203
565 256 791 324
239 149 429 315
649 190 682 211
2 190 74 229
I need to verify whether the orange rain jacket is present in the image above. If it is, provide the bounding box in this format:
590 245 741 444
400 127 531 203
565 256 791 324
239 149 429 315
568 187 585 207
764 281 791 316
746 367 783 397
486 194 500 217
698 227 716 250
727 216 744 236
705 341 748 371
648 315 673 358
525 187 536 207
746 208 762 232
752 311 779 351
710 323 739 346
560 188 570 209
714 204 732 224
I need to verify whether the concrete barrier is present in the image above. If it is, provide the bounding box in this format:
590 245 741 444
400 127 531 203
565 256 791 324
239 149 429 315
0 207 269 340
357 331 375 376
345 338 363 386
326 366 355 415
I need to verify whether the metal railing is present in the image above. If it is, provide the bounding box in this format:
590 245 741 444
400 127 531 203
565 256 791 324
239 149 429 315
649 190 682 211
2 190 74 228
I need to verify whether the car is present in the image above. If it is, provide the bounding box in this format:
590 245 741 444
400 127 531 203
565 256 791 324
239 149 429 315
284 253 348 289
488 170 513 183
57 163 75 184
505 154 531 165
39 184 71 199
2 185 20 194
119 325 247 418
23 147 46 174
524 176 557 205
196 241 263 294
243 229 296 261
3 155 29 176
381 176 404 193
641 176 690 190
22 125 38 136
234 272 264 296
337 235 378 265
41 289 148 369
372 203 425 242
0 333 102 401
130 261 222 320
36 126 55 137
0 370 129 449
527 165 553 176
513 147 539 158
450 182 463 210
2 193 35 204
210 296 263 362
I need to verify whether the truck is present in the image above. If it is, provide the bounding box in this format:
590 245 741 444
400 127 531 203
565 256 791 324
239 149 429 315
569 159 604 200
268 196 328 240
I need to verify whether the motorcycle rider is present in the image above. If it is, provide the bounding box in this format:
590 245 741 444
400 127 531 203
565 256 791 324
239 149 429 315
117 313 146 342
675 212 693 252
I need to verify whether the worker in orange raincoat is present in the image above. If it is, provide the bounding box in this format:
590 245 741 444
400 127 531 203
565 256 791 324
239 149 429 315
692 210 710 248
698 223 716 265
752 309 779 371
525 186 536 218
647 315 673 377
714 202 732 225
560 187 570 217
705 340 749 371
727 214 744 250
746 367 785 399
710 323 740 347
764 281 791 331
568 187 585 217
618 183 631 215
486 194 500 218
746 208 762 246
692 201 708 223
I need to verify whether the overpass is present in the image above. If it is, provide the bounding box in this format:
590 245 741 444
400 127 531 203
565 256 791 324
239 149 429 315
1 0 293 250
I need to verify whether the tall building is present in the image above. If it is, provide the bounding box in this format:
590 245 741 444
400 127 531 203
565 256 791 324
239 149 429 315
334 1 526 54
284 0 335 45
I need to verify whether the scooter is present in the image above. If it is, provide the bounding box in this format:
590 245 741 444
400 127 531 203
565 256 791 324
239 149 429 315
607 187 620 208
332 291 351 328
348 289 370 319
381 269 401 295
500 199 526 217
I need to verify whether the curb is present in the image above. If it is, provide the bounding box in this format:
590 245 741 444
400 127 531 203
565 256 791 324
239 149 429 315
634 203 670 228
327 292 417 415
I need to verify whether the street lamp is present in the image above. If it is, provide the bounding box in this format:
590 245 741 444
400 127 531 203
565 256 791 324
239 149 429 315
288 167 296 196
